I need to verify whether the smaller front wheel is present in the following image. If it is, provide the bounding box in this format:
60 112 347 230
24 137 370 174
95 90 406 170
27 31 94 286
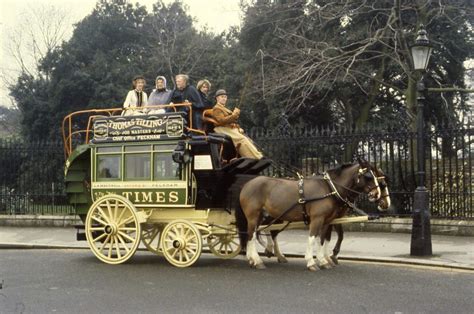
207 233 241 259
161 220 202 268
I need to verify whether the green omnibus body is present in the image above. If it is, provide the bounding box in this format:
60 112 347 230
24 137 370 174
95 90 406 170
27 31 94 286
63 108 270 266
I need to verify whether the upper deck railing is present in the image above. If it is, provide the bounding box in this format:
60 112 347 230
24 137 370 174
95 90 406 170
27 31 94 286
61 103 203 159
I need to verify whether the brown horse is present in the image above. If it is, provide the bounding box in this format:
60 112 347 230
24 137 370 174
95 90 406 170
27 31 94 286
236 158 382 271
260 167 392 267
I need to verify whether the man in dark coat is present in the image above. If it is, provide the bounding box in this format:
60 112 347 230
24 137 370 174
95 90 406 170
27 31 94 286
170 74 204 130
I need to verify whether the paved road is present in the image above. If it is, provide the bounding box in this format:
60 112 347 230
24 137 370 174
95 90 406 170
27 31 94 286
0 250 473 313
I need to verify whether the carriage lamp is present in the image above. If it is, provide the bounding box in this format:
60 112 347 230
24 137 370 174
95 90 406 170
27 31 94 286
409 25 433 256
172 141 191 164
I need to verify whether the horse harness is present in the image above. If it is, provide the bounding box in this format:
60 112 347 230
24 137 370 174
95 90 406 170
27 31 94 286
297 176 336 225
261 167 381 230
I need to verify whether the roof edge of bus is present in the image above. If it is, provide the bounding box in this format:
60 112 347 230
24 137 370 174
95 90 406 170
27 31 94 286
64 144 92 176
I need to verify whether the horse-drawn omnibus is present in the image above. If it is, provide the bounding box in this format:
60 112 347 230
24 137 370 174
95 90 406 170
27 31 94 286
63 103 273 267
63 104 389 269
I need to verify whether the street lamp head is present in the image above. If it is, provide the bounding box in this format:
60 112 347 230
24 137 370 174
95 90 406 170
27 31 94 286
410 25 433 71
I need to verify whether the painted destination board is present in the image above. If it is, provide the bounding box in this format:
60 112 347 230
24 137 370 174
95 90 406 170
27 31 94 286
91 182 188 206
92 113 185 143
92 189 187 205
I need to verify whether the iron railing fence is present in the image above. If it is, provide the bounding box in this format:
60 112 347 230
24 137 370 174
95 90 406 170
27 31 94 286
0 121 472 218
0 139 73 215
250 121 473 219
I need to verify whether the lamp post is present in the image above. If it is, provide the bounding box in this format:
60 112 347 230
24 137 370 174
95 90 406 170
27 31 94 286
410 25 433 256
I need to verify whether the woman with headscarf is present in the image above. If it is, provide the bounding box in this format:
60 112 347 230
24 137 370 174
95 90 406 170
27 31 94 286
148 75 172 114
149 75 172 106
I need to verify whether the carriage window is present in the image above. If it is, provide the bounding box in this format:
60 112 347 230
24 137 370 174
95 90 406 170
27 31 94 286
154 144 176 151
97 155 121 180
125 145 151 152
97 146 121 153
154 152 181 180
125 154 151 180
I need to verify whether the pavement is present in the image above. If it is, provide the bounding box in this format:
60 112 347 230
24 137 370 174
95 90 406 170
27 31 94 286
0 226 473 271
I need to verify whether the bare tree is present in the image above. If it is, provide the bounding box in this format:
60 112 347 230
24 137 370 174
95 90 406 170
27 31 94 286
0 4 70 106
148 1 215 84
242 0 473 128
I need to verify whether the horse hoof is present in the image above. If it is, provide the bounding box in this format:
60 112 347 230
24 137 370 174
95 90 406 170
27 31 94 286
255 263 266 270
264 249 273 258
308 265 319 272
319 262 332 270
330 255 339 265
326 257 337 267
277 256 288 263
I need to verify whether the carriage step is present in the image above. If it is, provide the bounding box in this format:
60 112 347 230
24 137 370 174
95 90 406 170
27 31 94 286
76 230 87 241
221 158 245 172
243 158 272 174
74 225 87 241
76 232 87 241
224 158 258 174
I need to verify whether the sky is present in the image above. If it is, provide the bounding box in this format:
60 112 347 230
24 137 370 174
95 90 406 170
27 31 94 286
0 0 243 108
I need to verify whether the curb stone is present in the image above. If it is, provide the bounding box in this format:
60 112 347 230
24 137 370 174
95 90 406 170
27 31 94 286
1 242 472 272
1 215 473 236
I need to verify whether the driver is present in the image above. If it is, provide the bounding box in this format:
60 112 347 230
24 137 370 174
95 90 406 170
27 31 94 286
212 89 263 160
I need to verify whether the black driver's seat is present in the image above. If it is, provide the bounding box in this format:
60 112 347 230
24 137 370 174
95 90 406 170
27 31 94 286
207 132 238 163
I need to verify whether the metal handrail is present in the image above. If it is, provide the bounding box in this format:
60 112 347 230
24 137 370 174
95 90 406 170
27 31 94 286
62 103 193 159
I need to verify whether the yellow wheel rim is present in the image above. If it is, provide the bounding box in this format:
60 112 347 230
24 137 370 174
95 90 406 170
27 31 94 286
162 220 202 268
85 195 141 265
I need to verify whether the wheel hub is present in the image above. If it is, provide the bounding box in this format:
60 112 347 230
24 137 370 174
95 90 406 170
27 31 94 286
104 224 118 235
172 238 185 250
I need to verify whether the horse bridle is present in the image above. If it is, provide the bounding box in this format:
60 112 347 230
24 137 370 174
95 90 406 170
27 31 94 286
327 167 382 201
375 175 390 199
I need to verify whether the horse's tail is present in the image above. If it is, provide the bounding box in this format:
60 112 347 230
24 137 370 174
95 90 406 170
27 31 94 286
235 201 248 250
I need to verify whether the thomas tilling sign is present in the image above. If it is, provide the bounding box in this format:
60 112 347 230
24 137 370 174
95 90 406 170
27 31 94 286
92 113 185 142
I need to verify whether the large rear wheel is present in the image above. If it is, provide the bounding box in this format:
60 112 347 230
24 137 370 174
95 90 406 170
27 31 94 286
85 195 141 264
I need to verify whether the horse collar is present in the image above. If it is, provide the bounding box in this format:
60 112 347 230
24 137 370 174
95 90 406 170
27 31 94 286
297 178 306 204
297 178 310 225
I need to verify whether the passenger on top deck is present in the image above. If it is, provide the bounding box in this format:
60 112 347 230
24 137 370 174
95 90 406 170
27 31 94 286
212 89 263 160
197 79 213 110
148 75 172 114
123 76 148 116
170 74 204 129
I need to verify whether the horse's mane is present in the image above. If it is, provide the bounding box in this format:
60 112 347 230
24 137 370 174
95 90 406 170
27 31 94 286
327 163 356 176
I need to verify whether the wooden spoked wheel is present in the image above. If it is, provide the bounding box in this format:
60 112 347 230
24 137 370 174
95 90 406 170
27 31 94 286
162 220 202 268
85 195 141 265
207 232 241 259
141 224 162 255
